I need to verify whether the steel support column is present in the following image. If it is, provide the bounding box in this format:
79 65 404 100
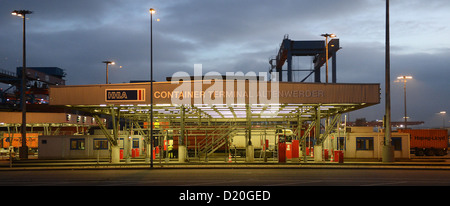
179 105 186 162
110 107 121 163
246 105 254 162
332 52 337 83
314 106 322 161
287 47 293 82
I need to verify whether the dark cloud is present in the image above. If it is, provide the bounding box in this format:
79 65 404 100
0 0 449 128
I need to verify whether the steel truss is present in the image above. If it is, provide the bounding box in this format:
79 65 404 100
62 103 358 162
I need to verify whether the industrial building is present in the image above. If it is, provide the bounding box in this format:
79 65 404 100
0 109 106 158
46 78 385 163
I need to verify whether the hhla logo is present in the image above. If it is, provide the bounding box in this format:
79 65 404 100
170 64 280 116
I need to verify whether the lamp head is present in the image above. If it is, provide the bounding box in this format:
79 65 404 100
321 33 336 38
11 10 33 17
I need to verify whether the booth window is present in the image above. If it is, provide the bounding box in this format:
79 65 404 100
337 137 346 150
70 138 85 150
391 137 402 151
356 137 373 150
94 138 108 150
132 138 140 148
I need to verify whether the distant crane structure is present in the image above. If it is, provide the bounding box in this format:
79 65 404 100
269 34 341 83
0 67 65 107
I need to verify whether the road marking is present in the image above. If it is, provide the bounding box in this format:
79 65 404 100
181 180 242 186
361 181 409 186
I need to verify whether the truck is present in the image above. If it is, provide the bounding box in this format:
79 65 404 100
398 129 448 156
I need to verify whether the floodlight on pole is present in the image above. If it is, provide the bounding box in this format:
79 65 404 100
397 75 413 129
149 7 155 168
12 9 33 160
102 61 115 84
320 33 336 83
440 111 447 128
383 0 394 163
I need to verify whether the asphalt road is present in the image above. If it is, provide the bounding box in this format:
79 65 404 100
1 168 450 186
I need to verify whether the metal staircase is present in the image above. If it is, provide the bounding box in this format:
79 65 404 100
197 122 238 158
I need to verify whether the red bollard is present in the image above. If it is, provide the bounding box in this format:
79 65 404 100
334 150 340 162
131 148 136 158
291 140 299 159
338 151 344 163
152 147 156 160
278 143 286 163
286 143 292 159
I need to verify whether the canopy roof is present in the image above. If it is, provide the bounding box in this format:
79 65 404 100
49 80 380 122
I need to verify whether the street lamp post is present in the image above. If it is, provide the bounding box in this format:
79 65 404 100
383 0 394 162
440 111 447 128
397 75 412 129
12 9 32 160
102 61 115 84
149 8 155 168
321 33 336 83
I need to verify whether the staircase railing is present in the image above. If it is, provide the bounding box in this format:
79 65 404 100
197 121 238 157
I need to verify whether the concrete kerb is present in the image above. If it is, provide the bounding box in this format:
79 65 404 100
2 160 450 171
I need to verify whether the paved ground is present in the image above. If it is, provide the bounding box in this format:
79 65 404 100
2 168 450 186
1 158 448 204
2 156 450 169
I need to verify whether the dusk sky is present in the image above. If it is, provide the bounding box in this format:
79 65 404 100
0 0 449 128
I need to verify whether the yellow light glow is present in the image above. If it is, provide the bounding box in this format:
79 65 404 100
397 75 413 80
149 8 156 14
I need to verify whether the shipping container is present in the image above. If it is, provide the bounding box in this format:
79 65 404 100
2 133 39 148
398 129 448 156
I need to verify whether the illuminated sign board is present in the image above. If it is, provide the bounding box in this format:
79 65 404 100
105 89 145 102
50 82 380 106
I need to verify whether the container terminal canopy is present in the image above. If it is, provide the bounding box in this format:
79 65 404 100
49 80 380 123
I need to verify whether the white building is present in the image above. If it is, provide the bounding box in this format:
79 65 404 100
324 127 410 160
38 134 145 160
